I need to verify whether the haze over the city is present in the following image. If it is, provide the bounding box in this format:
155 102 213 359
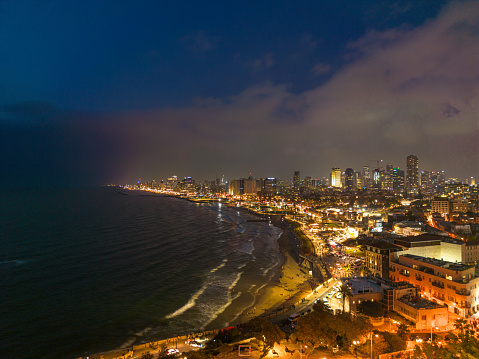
0 1 478 186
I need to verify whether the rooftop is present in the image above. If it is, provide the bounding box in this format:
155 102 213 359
397 294 444 310
365 240 403 250
344 277 383 295
400 254 474 271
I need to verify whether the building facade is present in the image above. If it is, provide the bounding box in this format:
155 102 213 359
406 155 419 196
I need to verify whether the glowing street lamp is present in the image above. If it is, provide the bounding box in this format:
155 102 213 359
370 333 378 359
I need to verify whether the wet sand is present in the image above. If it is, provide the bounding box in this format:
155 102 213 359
229 214 313 325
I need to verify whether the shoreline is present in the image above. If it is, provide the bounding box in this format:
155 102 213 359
89 192 314 359
227 214 312 325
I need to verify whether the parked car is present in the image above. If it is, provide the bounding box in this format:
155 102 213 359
167 349 180 355
189 341 203 348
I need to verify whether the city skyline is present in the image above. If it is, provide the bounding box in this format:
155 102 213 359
0 1 478 186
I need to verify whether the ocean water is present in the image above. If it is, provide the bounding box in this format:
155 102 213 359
0 187 282 359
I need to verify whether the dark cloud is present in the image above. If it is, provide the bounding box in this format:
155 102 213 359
1 2 477 186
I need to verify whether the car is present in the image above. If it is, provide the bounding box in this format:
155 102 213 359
167 349 180 355
189 341 203 347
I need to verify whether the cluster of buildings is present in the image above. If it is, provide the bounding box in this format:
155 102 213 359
124 155 479 331
345 233 479 330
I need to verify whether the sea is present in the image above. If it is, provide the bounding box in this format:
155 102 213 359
0 187 283 359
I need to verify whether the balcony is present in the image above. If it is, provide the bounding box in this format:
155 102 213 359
455 288 471 296
399 270 410 277
432 281 445 289
415 276 423 281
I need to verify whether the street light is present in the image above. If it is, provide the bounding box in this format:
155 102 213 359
371 333 378 359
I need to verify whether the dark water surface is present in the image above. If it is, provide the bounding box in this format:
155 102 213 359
0 187 282 359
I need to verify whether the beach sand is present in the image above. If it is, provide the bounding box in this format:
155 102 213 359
229 215 314 325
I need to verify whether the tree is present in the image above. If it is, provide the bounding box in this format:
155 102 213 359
293 308 372 357
338 284 352 313
454 318 469 339
357 300 384 318
157 343 169 359
413 325 479 359
396 323 410 340
342 263 354 277
245 317 285 359
141 352 154 359
360 265 371 277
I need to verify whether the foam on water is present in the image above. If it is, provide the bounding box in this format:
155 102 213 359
165 282 209 319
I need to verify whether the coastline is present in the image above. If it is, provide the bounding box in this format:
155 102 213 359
228 214 312 325
87 194 314 359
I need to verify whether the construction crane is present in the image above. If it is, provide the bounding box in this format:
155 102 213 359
371 159 383 171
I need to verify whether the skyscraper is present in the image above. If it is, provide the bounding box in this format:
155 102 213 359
392 167 405 193
362 166 371 188
293 171 300 192
331 167 342 188
344 168 355 192
406 155 419 196
385 163 394 190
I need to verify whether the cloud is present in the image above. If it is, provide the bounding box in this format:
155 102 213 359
2 2 478 185
312 62 331 75
83 1 479 182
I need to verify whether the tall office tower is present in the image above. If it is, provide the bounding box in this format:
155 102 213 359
362 166 371 188
166 175 178 190
293 171 300 192
384 163 394 190
406 155 419 196
331 167 342 188
344 168 355 192
421 171 432 190
468 177 476 186
262 177 277 195
304 176 312 190
431 171 446 192
373 169 381 189
355 173 363 189
392 167 405 193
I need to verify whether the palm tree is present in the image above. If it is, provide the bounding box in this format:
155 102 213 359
360 265 371 277
342 263 354 277
454 318 469 339
397 323 410 340
339 284 352 313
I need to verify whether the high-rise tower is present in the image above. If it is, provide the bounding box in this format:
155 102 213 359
331 167 342 188
344 168 355 192
406 155 419 196
293 171 300 193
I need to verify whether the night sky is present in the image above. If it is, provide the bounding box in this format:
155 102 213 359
1 1 478 186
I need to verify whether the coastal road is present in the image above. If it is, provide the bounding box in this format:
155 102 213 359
271 278 341 323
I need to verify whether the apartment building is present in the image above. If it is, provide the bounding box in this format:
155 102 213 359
389 254 479 318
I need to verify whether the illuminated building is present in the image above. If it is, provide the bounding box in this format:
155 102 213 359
384 163 393 190
406 155 419 196
166 176 178 190
372 168 382 189
261 177 277 195
293 171 300 193
331 167 342 188
390 253 478 319
362 166 371 188
228 176 258 196
431 197 450 216
421 170 432 190
344 168 355 192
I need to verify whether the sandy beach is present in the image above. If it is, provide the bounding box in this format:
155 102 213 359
229 214 314 325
